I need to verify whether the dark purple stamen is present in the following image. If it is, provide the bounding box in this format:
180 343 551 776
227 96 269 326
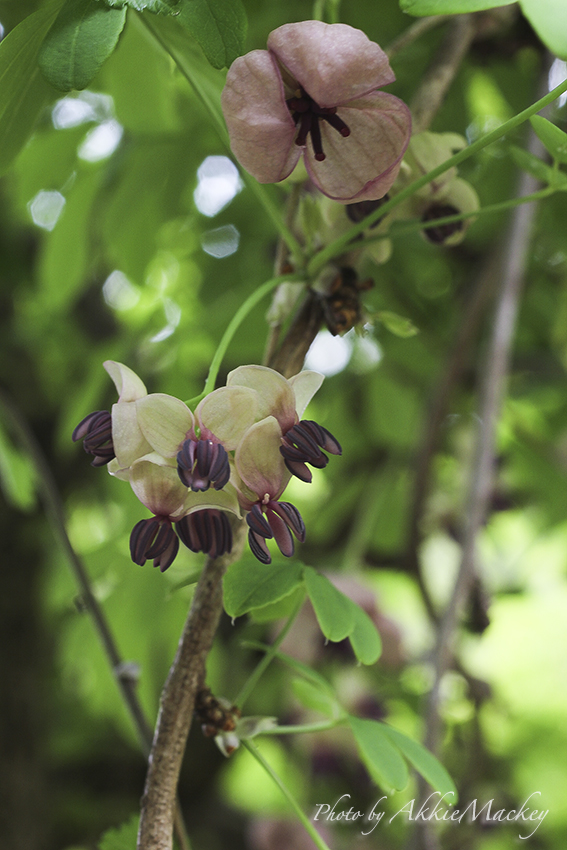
286 88 350 162
177 438 230 492
72 410 115 467
280 420 342 483
176 509 233 560
246 499 305 565
130 517 179 572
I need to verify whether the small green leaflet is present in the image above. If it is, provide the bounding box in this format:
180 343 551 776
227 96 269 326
39 0 127 92
400 0 515 15
303 568 382 664
223 558 304 618
508 145 567 189
98 814 139 849
292 678 340 719
175 0 247 69
0 0 63 177
530 116 567 165
348 717 409 791
520 0 567 60
382 725 458 800
376 311 419 339
304 567 355 642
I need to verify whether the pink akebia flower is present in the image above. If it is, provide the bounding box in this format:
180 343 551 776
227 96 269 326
221 20 412 203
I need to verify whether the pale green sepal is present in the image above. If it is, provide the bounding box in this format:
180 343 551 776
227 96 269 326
227 365 296 431
129 453 187 515
288 370 324 418
104 360 147 401
136 393 193 457
235 416 289 499
180 483 241 518
111 401 152 467
197 386 259 449
107 458 130 481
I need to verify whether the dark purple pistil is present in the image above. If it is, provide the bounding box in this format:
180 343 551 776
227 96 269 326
280 420 342 483
130 517 179 572
286 88 350 162
176 509 232 560
177 438 230 492
246 500 305 565
72 410 115 467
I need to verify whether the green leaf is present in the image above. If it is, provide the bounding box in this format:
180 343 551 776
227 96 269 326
303 567 355 642
223 558 304 618
530 116 567 164
376 311 419 339
382 726 458 800
348 603 382 665
520 0 567 60
0 418 36 512
176 0 247 69
249 586 305 623
348 717 409 791
292 678 340 719
39 0 127 92
400 0 515 16
0 0 62 177
98 814 139 849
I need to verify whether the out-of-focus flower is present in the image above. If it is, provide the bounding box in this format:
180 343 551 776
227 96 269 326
395 131 480 245
221 21 411 203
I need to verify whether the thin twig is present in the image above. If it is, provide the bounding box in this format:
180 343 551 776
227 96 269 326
409 14 477 134
0 391 192 850
386 15 450 61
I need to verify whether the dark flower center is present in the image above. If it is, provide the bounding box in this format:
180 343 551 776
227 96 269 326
286 87 350 162
177 438 230 492
421 204 463 244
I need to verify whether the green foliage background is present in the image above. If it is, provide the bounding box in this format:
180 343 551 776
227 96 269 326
1 1 567 849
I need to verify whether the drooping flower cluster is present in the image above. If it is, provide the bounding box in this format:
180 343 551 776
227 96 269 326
221 20 411 203
73 362 341 570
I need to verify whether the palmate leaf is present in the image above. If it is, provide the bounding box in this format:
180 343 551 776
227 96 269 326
348 717 410 791
175 0 247 69
530 116 567 165
0 0 62 177
382 726 458 800
96 0 179 11
303 567 355 642
39 0 127 91
223 558 304 618
98 813 139 849
520 0 567 60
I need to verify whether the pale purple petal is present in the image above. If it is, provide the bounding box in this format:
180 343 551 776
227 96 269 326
227 365 297 432
221 50 300 183
304 92 411 202
235 417 290 500
103 360 147 402
267 21 395 107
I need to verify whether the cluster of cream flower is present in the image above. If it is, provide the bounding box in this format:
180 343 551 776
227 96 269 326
73 362 341 571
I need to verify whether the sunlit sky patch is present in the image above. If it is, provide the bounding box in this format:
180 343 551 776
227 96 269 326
28 190 66 231
78 119 123 162
201 224 240 258
549 59 567 108
194 156 242 217
102 270 140 311
52 91 114 130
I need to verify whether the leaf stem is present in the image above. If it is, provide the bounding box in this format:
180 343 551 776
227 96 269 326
185 272 303 405
242 741 333 850
307 75 567 276
234 592 304 708
362 186 555 247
